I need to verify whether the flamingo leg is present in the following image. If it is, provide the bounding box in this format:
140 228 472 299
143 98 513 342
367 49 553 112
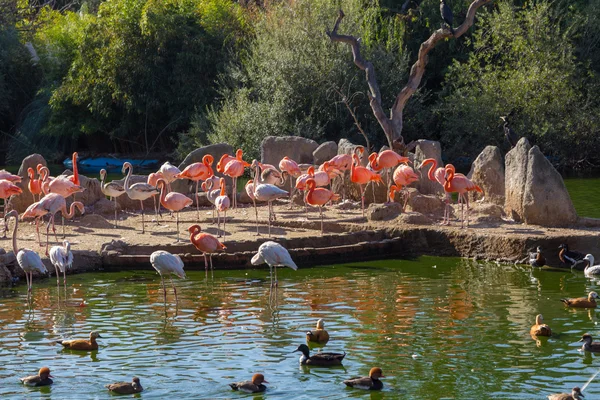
176 211 180 242
360 184 365 217
54 264 60 286
113 196 118 228
45 217 53 256
209 254 214 271
140 200 145 234
63 268 67 287
217 210 222 238
223 210 227 237
274 265 278 287
24 271 30 294
35 217 41 246
29 272 33 295
319 206 324 235
204 253 208 271
153 196 159 224
61 215 65 239
234 178 237 209
195 180 200 220
268 201 272 237
253 199 259 236
161 275 167 303
170 275 178 304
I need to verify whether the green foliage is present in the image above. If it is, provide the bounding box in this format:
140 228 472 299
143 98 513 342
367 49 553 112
434 0 600 168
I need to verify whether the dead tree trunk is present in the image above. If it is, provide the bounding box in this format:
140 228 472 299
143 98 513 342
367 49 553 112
327 0 491 150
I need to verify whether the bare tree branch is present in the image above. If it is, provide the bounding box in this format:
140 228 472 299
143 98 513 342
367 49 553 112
333 86 371 153
327 0 492 149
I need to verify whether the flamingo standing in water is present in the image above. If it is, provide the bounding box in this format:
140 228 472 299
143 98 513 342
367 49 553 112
5 210 47 299
0 179 22 238
147 171 164 221
245 179 259 235
305 178 340 234
418 158 451 225
159 161 181 191
49 240 73 287
100 169 125 228
27 167 42 202
368 150 410 189
150 250 186 303
251 160 288 237
188 224 226 271
388 165 419 211
444 164 483 228
279 156 301 198
122 162 159 234
350 153 383 217
156 178 193 242
251 241 298 288
175 154 214 219
214 178 230 237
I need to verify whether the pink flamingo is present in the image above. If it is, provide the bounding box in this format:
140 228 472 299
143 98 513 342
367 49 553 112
27 167 42 202
223 158 246 209
38 166 54 194
214 178 230 237
252 159 288 237
147 171 164 221
100 169 126 228
368 150 410 189
122 162 159 234
294 172 311 218
328 146 364 200
418 158 451 225
0 170 21 183
176 154 214 219
159 161 181 191
444 164 483 228
156 178 193 242
389 165 419 211
350 153 383 217
188 224 227 271
305 178 340 234
66 152 80 185
217 149 249 173
258 163 283 186
279 156 301 197
47 173 85 198
4 210 47 300
21 199 48 245
307 166 330 187
31 193 84 255
0 179 22 238
245 179 260 235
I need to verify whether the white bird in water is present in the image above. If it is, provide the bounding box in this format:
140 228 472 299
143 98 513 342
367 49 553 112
49 240 73 287
583 254 600 277
251 241 298 288
5 210 47 299
150 250 186 303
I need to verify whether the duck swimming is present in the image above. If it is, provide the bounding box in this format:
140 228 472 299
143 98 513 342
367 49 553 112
561 291 598 308
20 367 53 386
548 386 584 400
582 254 600 277
530 314 551 337
559 244 586 270
106 377 143 394
343 367 385 391
229 373 268 393
306 319 329 345
579 333 600 353
293 344 345 366
529 246 546 267
57 331 102 350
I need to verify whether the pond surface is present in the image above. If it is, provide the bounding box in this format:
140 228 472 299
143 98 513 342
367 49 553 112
564 177 600 218
2 257 600 399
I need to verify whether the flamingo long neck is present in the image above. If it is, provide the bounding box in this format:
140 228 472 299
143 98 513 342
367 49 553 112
389 186 398 201
254 163 264 186
123 165 132 194
424 159 437 181
28 168 34 180
444 170 455 191
63 202 81 219
189 226 201 244
203 156 214 176
10 214 18 255
158 182 167 207
219 180 226 196
72 153 79 185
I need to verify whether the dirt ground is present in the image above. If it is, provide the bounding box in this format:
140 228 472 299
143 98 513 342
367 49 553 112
3 198 599 256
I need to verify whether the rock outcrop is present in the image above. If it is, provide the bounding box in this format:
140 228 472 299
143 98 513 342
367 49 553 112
467 146 505 205
313 141 338 165
413 140 444 196
261 136 319 167
367 202 402 221
7 153 47 212
505 138 577 226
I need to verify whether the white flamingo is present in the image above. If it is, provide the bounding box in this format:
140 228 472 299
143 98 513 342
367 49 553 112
251 160 288 237
100 169 125 228
214 178 230 237
251 241 298 288
122 162 159 234
49 240 73 287
5 210 47 299
150 250 186 303
159 161 181 191
584 254 600 277
201 179 220 224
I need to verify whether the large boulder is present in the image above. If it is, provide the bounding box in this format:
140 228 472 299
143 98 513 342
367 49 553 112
172 143 234 194
313 141 338 165
7 153 47 212
367 202 402 221
405 188 445 215
61 169 104 206
261 136 319 167
505 138 577 226
413 140 443 196
467 146 505 205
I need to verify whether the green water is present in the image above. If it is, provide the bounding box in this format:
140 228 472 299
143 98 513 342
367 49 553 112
1 257 600 399
564 177 600 218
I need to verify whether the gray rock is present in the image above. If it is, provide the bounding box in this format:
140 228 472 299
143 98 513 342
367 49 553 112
93 197 121 216
504 138 532 222
467 146 505 205
397 212 432 225
405 188 445 215
521 146 577 226
338 138 366 161
413 140 443 196
367 202 402 221
261 136 319 167
313 141 338 165
172 143 234 194
7 153 47 212
78 214 115 229
0 259 11 287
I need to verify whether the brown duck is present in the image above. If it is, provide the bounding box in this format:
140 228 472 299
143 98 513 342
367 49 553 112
20 367 53 387
106 377 143 394
548 386 584 400
579 334 600 353
229 373 268 393
561 292 598 308
530 314 551 337
343 367 385 391
57 331 102 350
306 319 329 345
294 344 345 366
